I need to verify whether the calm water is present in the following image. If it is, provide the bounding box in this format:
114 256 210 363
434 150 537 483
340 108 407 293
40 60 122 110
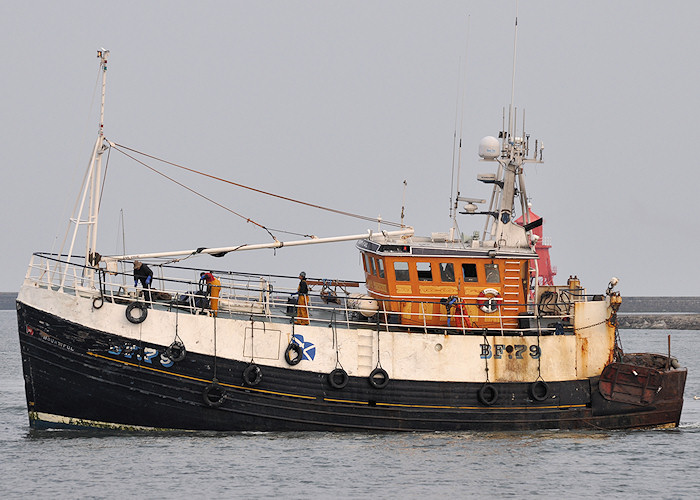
1 310 699 499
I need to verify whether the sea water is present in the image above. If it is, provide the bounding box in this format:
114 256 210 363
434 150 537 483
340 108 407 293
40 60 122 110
1 309 699 499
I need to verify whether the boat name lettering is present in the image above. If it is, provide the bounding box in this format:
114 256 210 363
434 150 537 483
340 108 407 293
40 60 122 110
480 344 541 360
27 325 75 352
108 344 174 367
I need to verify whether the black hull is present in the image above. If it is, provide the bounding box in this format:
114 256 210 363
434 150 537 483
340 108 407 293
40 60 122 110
17 302 686 432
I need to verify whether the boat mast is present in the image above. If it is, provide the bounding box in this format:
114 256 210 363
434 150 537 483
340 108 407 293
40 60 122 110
494 5 520 236
62 49 109 289
86 49 109 267
464 2 543 249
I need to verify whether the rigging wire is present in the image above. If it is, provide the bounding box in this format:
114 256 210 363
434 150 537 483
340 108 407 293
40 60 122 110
110 142 403 228
108 144 314 242
56 62 103 262
98 143 111 210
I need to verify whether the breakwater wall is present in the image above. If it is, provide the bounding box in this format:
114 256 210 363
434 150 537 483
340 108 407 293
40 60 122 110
618 297 700 313
617 314 700 330
617 297 700 329
0 293 16 310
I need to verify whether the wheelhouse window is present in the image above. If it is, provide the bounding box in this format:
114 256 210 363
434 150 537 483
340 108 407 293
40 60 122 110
377 258 385 278
416 262 433 281
394 262 410 281
363 254 371 274
485 263 500 283
369 257 377 276
462 263 478 282
439 263 455 282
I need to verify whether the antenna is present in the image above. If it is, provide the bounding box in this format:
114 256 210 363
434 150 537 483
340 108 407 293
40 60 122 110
400 180 408 228
451 13 471 231
508 1 519 139
449 56 461 220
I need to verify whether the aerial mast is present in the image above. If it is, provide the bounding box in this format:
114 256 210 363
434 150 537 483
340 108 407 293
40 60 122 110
463 1 544 249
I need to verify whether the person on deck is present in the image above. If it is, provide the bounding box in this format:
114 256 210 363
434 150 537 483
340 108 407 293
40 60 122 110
295 271 310 325
133 261 153 305
200 271 221 316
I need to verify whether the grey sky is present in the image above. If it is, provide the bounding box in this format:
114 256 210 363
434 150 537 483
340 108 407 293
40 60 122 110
2 1 699 296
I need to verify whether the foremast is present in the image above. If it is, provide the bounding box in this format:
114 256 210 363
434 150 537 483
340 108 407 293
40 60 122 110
60 49 109 289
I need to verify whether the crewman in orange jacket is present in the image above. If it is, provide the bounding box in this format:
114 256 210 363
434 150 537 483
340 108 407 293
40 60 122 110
200 271 221 316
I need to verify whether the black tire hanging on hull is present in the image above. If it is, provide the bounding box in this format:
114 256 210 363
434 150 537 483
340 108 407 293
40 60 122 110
165 340 186 362
368 367 389 389
529 380 550 402
243 363 263 386
328 368 349 389
202 380 226 408
477 383 498 406
125 302 148 324
284 342 303 366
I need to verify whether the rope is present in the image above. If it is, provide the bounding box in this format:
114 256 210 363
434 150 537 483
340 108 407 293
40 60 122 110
330 310 344 371
573 318 609 332
536 321 543 382
173 306 182 345
111 142 404 228
213 316 218 381
375 314 382 369
482 330 490 382
249 318 256 363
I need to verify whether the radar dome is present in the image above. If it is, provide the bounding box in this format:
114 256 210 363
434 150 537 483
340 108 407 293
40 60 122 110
478 136 500 159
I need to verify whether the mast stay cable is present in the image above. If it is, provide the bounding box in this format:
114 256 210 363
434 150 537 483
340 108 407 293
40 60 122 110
110 142 403 230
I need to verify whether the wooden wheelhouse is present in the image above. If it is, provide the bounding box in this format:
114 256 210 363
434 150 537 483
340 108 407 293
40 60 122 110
357 238 532 330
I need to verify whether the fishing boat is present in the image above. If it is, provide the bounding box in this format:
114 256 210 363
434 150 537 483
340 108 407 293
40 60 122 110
16 47 686 432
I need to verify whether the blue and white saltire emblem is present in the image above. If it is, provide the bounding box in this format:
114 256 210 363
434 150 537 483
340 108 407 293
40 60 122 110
292 335 316 361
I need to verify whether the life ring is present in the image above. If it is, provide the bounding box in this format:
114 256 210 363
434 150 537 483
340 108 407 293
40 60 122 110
477 383 498 405
243 363 263 386
284 342 303 366
125 302 148 324
529 380 549 402
165 340 186 362
202 380 226 407
328 368 349 389
368 367 389 389
477 288 501 313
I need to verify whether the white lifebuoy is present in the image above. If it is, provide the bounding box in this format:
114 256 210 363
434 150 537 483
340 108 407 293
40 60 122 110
478 288 501 313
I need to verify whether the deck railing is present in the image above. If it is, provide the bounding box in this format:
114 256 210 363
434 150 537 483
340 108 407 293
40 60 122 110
23 252 600 336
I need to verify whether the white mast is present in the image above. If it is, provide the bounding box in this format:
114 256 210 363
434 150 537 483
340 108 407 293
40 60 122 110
88 49 109 263
61 49 109 289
